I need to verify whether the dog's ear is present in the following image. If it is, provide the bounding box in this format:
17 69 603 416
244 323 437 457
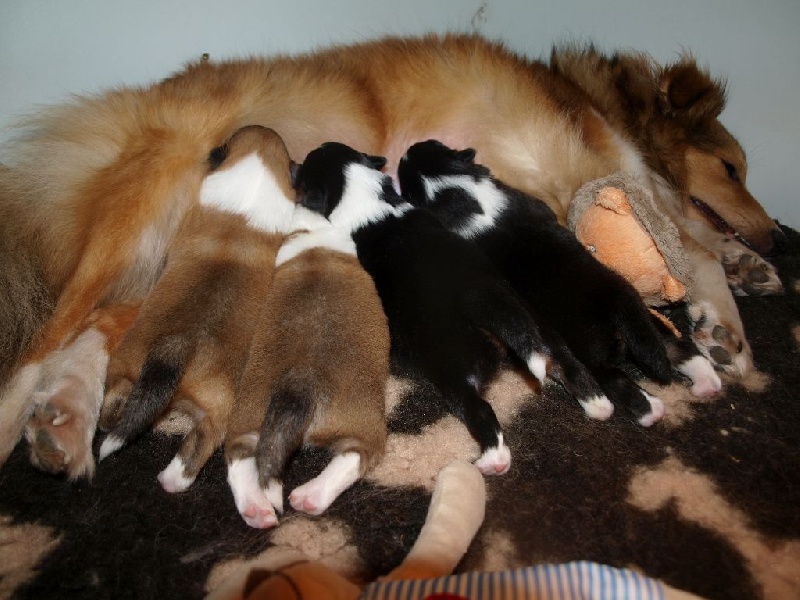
456 148 477 163
366 155 388 171
289 161 301 187
658 60 727 124
301 187 330 217
208 144 229 171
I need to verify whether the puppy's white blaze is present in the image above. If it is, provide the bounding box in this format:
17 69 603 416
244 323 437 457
158 456 194 493
638 392 665 427
679 355 722 398
98 435 124 460
580 395 614 421
275 205 356 267
422 174 507 238
474 433 511 476
328 163 409 233
199 153 295 233
289 451 361 516
264 478 284 514
526 353 548 384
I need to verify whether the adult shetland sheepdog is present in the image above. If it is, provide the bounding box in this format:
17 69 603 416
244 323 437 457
0 33 782 476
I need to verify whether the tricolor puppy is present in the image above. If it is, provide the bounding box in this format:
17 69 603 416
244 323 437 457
227 201 390 528
294 142 608 476
398 140 674 426
97 126 295 494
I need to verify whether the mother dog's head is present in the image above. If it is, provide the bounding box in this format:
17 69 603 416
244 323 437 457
552 47 785 256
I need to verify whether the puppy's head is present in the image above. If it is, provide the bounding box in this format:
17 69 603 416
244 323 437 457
200 125 296 233
398 140 488 206
293 142 399 232
658 61 785 255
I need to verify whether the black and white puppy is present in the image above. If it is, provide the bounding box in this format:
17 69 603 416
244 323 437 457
398 140 675 426
293 142 612 475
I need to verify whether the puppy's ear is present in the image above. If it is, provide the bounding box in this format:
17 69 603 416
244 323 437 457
208 144 229 171
301 188 330 217
290 161 301 187
658 60 726 124
366 155 388 171
456 148 477 163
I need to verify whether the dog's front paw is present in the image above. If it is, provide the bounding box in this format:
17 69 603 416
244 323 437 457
24 378 98 480
689 302 752 378
722 244 783 297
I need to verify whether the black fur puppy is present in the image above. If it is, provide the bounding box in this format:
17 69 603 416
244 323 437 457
398 140 674 426
293 142 610 476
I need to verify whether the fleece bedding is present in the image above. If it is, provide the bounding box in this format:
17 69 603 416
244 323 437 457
0 227 798 600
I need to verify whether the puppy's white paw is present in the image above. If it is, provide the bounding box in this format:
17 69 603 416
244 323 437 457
158 456 195 493
227 457 279 529
579 395 614 421
678 355 722 398
289 452 362 516
474 434 511 476
637 392 665 427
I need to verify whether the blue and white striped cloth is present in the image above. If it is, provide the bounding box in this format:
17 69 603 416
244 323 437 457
361 561 666 600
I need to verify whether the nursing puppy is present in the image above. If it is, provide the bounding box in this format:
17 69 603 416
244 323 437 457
98 126 295 494
294 142 610 476
398 140 680 425
228 202 390 528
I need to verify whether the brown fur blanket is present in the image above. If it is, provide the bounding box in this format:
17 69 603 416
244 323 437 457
1 227 798 600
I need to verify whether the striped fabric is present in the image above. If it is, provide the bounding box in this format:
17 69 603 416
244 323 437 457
360 562 665 600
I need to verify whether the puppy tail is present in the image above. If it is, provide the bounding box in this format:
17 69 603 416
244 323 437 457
98 337 190 460
255 373 317 489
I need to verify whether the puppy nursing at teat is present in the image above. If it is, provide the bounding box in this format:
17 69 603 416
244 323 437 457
398 140 677 426
229 195 390 528
294 141 613 476
98 126 296 505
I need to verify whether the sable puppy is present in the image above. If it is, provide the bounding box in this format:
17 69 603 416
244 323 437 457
227 203 390 528
398 140 674 425
293 142 610 476
98 125 295 494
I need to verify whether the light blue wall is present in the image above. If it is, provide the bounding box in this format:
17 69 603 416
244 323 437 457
1 0 798 227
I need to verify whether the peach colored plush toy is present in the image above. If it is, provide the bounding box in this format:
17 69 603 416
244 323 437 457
568 173 692 309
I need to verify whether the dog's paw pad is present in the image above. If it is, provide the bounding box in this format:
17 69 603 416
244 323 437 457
241 502 279 529
690 303 751 378
25 396 95 479
724 250 783 297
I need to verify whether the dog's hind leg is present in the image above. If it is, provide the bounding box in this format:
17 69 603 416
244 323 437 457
433 375 509 476
462 287 612 420
1 130 204 473
157 374 232 493
21 302 139 479
682 235 754 378
593 367 665 427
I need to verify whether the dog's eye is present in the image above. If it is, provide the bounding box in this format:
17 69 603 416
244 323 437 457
722 160 740 183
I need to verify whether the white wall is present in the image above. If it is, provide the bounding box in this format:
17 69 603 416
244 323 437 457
1 0 798 228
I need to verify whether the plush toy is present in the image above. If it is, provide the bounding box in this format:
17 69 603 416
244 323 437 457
207 459 486 600
568 173 693 309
